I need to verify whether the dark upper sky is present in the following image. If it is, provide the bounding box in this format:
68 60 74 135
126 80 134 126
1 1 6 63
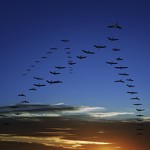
0 0 150 118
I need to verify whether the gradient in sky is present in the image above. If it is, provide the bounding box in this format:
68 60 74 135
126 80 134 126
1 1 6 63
0 0 150 123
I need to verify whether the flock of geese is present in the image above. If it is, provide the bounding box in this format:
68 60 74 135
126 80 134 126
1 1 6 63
106 23 145 135
17 23 145 135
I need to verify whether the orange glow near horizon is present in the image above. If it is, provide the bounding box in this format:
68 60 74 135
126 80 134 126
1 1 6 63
0 133 146 150
0 117 148 150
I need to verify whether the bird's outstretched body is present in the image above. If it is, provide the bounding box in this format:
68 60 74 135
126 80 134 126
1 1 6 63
107 23 122 29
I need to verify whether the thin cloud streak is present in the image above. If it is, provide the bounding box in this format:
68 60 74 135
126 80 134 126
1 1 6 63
0 134 113 149
0 103 140 121
89 112 134 118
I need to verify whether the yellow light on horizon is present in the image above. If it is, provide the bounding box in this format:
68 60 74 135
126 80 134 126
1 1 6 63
0 134 113 149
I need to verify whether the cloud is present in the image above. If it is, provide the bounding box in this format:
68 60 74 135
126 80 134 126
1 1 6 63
0 103 138 121
0 134 113 149
0 103 77 115
0 104 105 118
62 106 105 114
143 117 150 122
89 112 134 118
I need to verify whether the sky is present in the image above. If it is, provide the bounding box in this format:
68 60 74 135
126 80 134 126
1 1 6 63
0 116 149 150
0 0 150 118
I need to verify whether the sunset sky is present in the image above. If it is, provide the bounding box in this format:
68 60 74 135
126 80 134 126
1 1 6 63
0 1 150 149
0 114 150 150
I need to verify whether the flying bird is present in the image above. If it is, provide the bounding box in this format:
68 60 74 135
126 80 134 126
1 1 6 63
106 61 118 65
126 78 134 82
68 61 76 65
61 39 69 42
131 97 140 100
35 60 40 63
137 118 144 121
33 84 46 87
55 66 66 69
108 37 119 41
33 77 44 80
65 47 70 50
20 100 29 103
47 80 63 84
94 45 106 49
136 108 145 112
127 91 138 94
22 73 27 76
82 50 95 54
9 105 19 108
49 71 60 75
127 84 135 87
118 73 129 76
113 48 121 51
107 23 122 29
133 103 142 106
15 112 22 115
115 79 125 83
41 56 47 59
29 88 37 91
46 51 52 54
77 55 87 59
0 114 7 117
18 93 26 97
66 52 71 54
136 114 144 117
26 69 31 71
115 66 128 69
116 57 123 61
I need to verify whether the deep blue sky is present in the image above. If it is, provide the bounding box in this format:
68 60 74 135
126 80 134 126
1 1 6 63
0 0 150 116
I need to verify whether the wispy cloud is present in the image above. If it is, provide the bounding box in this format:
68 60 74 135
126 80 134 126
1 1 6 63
0 103 138 121
0 134 113 149
62 106 105 114
89 112 134 118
